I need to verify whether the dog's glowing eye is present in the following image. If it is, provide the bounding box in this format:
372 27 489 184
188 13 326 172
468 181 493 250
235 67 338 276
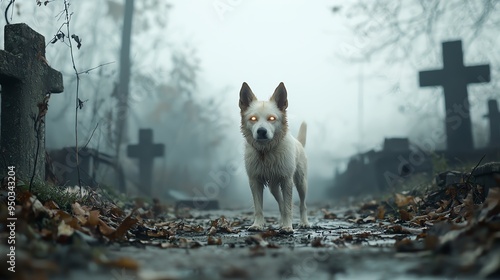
250 116 258 121
268 116 276 121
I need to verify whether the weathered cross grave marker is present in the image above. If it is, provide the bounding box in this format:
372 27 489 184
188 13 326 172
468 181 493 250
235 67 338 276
419 40 490 152
484 99 500 147
0 23 64 179
127 129 164 195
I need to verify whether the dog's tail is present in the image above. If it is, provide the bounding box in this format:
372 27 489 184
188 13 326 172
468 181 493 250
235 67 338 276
297 122 307 147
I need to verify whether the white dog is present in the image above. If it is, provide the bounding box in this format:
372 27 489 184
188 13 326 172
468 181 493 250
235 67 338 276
239 82 309 233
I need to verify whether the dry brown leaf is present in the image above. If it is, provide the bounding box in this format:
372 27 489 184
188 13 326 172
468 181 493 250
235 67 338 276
356 232 372 239
424 235 439 250
98 219 116 236
386 225 408 234
30 196 48 216
44 200 59 210
394 238 417 252
207 236 222 245
57 220 74 238
376 205 386 220
342 234 353 241
322 209 337 219
100 257 139 271
220 266 249 279
88 210 100 227
71 202 86 216
261 230 279 238
311 237 325 247
109 206 125 217
245 234 268 247
55 210 80 229
399 209 413 221
179 238 203 248
107 215 138 240
363 216 376 223
360 200 379 210
395 193 414 208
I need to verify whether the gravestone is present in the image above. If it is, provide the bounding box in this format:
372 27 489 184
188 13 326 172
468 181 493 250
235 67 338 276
419 40 490 153
383 138 409 152
484 99 500 147
127 129 164 195
49 147 119 187
0 23 64 179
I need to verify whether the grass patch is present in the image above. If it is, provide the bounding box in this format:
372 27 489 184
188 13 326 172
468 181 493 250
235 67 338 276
17 180 81 212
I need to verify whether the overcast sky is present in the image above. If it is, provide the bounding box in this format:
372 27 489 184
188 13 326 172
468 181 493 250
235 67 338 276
164 0 425 173
1 0 497 186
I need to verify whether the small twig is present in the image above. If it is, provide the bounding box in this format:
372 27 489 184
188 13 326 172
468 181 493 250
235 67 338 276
29 114 42 192
466 154 486 184
62 0 83 193
82 122 99 150
77 61 115 75
4 0 14 25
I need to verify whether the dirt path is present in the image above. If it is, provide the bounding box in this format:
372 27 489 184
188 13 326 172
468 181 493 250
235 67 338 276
50 208 467 280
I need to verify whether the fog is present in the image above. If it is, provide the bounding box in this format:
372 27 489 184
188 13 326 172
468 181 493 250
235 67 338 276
1 0 498 207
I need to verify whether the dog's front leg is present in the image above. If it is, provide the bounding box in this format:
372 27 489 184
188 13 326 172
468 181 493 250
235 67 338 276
269 184 284 228
248 179 265 231
280 179 294 233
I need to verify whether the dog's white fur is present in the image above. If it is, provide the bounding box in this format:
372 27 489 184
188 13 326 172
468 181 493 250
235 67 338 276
239 82 309 233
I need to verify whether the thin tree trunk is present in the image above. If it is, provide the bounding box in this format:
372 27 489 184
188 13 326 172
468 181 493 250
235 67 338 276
115 0 134 192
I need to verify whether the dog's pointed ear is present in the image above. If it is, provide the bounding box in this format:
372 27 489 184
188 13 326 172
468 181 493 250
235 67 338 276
270 82 288 111
239 82 257 111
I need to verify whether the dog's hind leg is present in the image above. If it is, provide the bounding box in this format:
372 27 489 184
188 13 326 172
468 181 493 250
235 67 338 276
248 179 265 231
279 178 294 233
295 173 310 228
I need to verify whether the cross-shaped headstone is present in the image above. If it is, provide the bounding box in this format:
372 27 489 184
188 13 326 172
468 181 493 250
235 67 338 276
419 40 490 152
0 23 64 179
127 129 164 195
484 99 500 147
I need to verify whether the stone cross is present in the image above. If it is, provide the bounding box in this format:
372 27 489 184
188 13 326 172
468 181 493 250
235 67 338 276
419 40 490 152
0 23 64 180
127 129 164 195
484 99 500 147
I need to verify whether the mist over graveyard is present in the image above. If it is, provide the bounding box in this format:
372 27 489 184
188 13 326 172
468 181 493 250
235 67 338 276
2 1 500 279
1 0 499 205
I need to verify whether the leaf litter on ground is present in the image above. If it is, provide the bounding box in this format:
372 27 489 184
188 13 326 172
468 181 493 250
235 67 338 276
1 164 499 279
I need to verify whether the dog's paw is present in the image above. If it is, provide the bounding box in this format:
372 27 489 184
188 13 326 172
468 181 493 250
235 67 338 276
298 222 311 229
248 224 265 231
279 226 294 234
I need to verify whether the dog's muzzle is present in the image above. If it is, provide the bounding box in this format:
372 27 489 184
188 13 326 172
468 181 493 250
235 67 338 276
256 127 268 140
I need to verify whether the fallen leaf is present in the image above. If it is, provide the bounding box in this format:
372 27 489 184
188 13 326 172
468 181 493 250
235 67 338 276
311 237 325 247
98 219 116 236
207 236 222 245
245 234 268 247
88 210 100 227
107 215 138 240
57 220 75 238
395 193 414 208
322 209 337 219
71 202 86 216
220 266 249 278
399 209 413 221
376 205 386 220
99 257 139 271
363 216 376 223
44 200 59 210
